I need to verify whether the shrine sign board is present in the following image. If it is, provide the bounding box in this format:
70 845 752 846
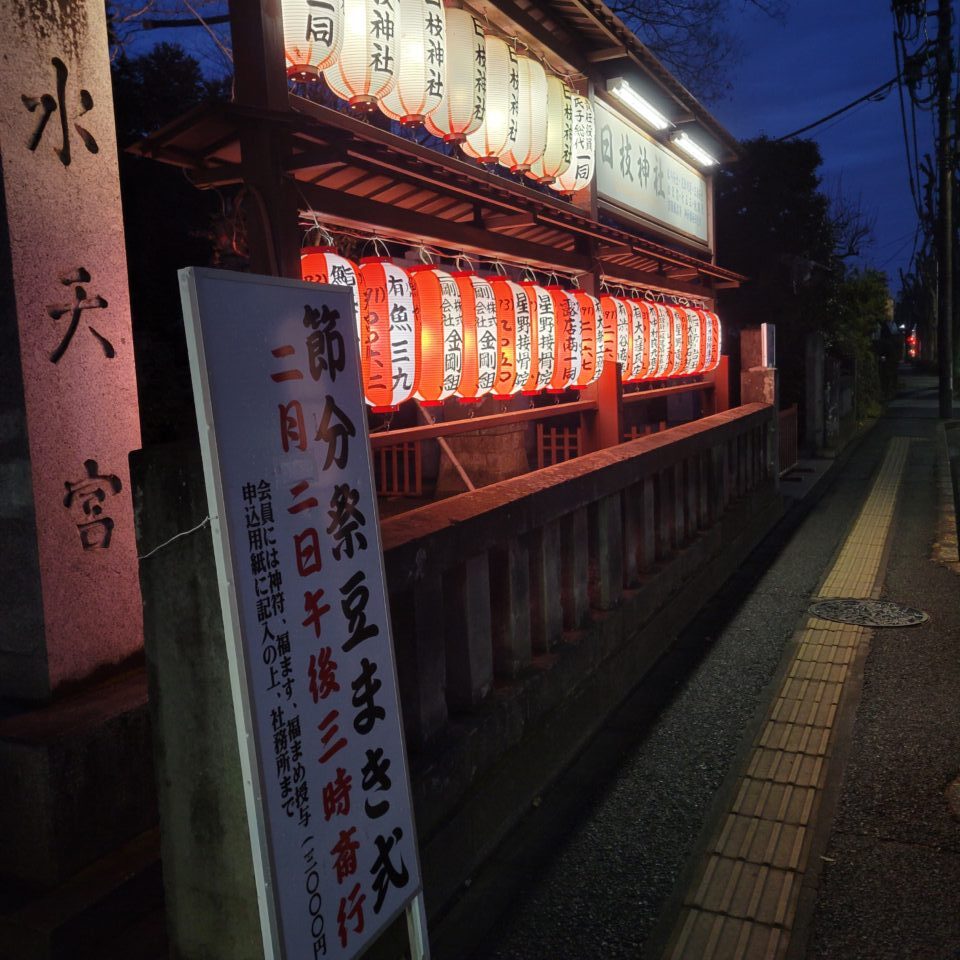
594 98 710 247
180 268 422 960
0 0 143 697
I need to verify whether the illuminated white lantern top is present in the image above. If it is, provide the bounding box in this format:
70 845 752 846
324 0 401 106
527 74 572 184
424 7 486 142
379 0 446 123
282 0 344 79
550 93 595 194
461 35 518 163
499 54 548 172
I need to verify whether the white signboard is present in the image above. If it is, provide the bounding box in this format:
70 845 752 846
594 98 709 245
179 268 424 960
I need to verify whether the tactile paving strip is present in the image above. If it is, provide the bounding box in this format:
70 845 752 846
663 437 910 960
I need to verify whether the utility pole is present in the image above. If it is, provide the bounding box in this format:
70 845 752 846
936 0 954 418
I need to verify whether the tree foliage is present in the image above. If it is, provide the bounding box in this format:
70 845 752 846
607 0 789 101
112 42 228 444
716 137 889 421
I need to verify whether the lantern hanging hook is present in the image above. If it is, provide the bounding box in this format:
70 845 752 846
492 259 508 277
418 245 433 265
521 265 537 284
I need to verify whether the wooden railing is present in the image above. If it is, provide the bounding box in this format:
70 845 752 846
380 402 775 745
779 404 799 475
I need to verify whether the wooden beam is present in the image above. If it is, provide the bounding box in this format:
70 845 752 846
587 46 628 62
296 180 591 272
369 399 596 448
598 259 712 299
484 213 538 230
622 380 713 405
187 163 244 187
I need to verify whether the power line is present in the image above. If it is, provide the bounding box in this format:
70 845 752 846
775 75 899 141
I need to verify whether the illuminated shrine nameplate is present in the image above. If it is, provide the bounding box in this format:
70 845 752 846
180 268 421 960
594 99 709 246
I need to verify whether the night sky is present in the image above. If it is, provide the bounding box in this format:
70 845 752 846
714 0 931 291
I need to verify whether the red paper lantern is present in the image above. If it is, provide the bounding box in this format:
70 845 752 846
599 295 631 379
647 302 673 379
408 265 463 405
300 245 361 331
700 309 722 373
357 257 419 411
520 283 556 393
545 286 581 392
452 272 497 402
570 291 603 388
488 278 532 398
665 305 689 377
625 299 650 382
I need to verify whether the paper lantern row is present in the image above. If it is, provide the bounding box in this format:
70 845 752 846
301 246 721 411
282 0 595 192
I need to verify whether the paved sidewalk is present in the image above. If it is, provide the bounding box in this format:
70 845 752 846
461 370 960 960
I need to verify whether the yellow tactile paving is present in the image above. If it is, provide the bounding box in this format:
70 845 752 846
663 438 910 960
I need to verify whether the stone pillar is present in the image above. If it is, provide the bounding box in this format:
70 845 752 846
741 327 780 483
0 2 142 699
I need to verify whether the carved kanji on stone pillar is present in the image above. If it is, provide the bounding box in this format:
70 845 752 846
0 2 142 699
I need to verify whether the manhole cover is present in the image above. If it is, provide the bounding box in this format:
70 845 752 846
808 598 929 627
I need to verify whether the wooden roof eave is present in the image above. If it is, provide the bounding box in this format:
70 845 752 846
129 96 742 289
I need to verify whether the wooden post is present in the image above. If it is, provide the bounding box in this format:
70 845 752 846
443 555 493 709
588 494 623 610
621 486 641 587
529 521 563 653
489 538 532 677
712 355 730 413
561 508 590 629
228 0 302 277
639 476 657 572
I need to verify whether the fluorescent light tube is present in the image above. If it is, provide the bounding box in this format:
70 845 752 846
608 78 671 131
670 131 718 167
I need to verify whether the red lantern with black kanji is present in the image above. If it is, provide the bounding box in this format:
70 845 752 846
570 290 604 388
452 272 497 402
357 257 419 411
545 286 581 392
408 265 463 405
520 283 556 393
488 277 533 398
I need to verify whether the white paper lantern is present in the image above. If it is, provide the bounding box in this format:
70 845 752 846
324 0 401 106
378 0 446 122
461 36 517 163
549 93 594 194
424 8 485 142
527 74 572 184
499 54 548 172
283 0 344 79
